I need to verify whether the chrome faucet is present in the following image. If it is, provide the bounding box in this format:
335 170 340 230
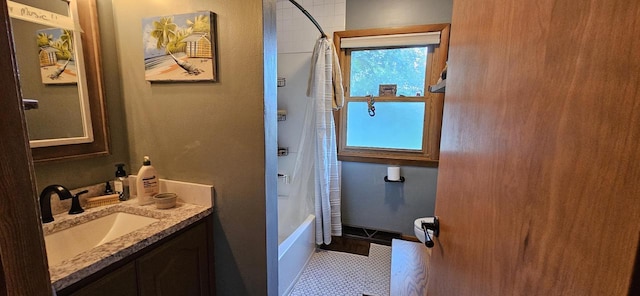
39 185 86 223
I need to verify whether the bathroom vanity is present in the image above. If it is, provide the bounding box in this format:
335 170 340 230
44 200 214 295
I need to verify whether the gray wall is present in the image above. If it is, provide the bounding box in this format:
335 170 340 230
341 0 452 235
347 0 453 30
111 0 276 294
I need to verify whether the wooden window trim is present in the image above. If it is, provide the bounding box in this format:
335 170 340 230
333 24 450 167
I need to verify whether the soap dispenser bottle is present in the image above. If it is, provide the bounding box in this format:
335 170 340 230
136 156 159 205
114 163 130 201
104 181 113 195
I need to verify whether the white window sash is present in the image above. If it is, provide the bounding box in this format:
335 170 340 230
340 32 440 48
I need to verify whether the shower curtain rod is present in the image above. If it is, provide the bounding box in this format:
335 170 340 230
289 0 327 38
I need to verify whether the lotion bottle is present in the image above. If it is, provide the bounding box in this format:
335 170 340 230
136 156 159 205
114 163 130 201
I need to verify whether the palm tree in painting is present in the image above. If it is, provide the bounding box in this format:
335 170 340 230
36 32 53 47
186 14 209 33
151 16 177 53
148 14 204 75
166 28 192 54
60 29 74 51
51 40 72 61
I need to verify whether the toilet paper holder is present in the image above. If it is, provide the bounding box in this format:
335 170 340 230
421 217 440 248
384 176 405 183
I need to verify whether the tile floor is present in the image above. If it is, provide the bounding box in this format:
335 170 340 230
289 244 391 296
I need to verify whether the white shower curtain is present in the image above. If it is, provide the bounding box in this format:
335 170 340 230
306 37 343 245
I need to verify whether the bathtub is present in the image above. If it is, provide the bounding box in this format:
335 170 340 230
278 214 315 296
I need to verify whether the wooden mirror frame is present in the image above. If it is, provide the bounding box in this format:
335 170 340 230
30 0 109 163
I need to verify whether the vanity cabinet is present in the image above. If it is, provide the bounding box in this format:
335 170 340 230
63 218 214 296
70 263 138 296
137 221 210 295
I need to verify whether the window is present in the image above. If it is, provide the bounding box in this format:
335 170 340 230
334 24 450 166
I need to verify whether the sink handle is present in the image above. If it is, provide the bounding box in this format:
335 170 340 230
69 190 88 215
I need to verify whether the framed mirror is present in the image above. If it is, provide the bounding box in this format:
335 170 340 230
8 0 109 162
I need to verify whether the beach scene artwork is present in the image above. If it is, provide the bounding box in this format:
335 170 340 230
142 11 217 82
36 28 77 84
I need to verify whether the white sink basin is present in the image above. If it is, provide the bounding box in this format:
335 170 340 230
45 212 159 266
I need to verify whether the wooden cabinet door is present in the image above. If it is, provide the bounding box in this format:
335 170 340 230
137 222 210 296
427 0 640 295
70 262 137 296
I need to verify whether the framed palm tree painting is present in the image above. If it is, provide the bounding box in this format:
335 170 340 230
36 28 78 84
142 11 217 82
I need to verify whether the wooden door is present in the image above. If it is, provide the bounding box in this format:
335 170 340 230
427 0 640 295
0 1 53 295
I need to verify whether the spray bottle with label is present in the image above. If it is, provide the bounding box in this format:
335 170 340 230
136 156 159 205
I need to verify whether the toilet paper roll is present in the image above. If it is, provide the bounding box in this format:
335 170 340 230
387 166 400 181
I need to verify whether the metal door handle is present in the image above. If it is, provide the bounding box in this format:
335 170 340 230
421 216 440 248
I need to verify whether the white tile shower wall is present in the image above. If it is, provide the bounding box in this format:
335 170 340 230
276 0 345 197
276 53 314 197
277 0 346 54
276 0 346 198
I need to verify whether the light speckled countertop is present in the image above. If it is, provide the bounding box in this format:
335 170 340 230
45 199 212 291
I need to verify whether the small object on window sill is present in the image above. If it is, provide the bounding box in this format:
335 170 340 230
384 176 405 183
277 77 286 87
379 84 397 96
428 79 446 93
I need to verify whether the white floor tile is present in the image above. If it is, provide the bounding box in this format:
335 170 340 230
288 243 391 296
364 244 391 296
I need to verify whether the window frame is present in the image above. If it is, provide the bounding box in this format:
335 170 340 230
333 24 450 167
